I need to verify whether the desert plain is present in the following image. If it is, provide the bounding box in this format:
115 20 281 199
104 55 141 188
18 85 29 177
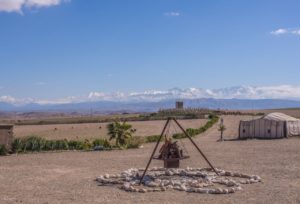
0 115 299 204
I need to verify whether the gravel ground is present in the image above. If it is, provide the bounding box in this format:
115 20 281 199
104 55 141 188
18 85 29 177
0 116 299 204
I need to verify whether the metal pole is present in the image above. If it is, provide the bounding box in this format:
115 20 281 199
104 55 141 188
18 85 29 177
139 118 171 184
173 118 219 175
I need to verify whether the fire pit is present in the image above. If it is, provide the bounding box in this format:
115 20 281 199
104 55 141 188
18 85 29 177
139 117 219 184
153 139 189 168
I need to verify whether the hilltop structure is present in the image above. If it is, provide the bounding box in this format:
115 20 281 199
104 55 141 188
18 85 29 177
175 101 184 109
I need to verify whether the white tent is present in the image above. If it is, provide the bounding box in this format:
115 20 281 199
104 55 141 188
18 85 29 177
239 112 300 139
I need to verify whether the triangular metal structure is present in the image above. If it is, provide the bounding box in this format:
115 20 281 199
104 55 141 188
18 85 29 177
139 117 219 184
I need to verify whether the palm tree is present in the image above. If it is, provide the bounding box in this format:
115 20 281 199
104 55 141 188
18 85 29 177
107 120 136 148
218 124 226 141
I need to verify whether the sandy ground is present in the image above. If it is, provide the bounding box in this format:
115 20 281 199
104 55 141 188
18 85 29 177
13 119 208 140
0 115 299 204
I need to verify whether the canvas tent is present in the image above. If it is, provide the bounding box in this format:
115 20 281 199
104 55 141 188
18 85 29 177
239 112 300 139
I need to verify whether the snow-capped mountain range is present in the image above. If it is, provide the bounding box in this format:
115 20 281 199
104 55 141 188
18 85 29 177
88 85 300 102
1 85 300 112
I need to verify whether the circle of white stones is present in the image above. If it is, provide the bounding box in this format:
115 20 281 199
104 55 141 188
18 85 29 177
96 167 262 194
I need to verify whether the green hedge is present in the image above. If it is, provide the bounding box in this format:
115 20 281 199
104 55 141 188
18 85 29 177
145 115 219 142
10 136 112 153
2 116 219 156
145 135 162 143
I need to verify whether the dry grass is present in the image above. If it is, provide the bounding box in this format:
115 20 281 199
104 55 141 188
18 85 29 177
14 119 208 140
0 115 299 204
243 108 300 119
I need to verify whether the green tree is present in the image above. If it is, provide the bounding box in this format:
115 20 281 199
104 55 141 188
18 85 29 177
107 120 136 148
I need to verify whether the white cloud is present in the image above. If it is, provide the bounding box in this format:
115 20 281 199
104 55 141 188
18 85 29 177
270 28 288 35
164 12 180 17
0 95 34 105
271 28 300 36
0 0 24 12
0 0 69 13
0 95 17 103
86 85 300 102
2 85 300 105
291 29 300 35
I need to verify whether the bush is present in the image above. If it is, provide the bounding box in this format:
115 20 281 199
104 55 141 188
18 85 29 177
145 135 162 143
44 140 56 151
68 140 91 150
82 139 92 150
0 145 8 156
11 138 23 153
10 136 113 154
172 116 219 140
54 139 69 150
172 133 185 139
21 136 46 152
92 138 111 149
127 136 144 149
68 140 80 150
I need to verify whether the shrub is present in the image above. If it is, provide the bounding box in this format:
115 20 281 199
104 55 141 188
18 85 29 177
172 133 185 139
127 136 144 149
82 139 92 150
172 116 219 140
145 135 162 143
0 145 8 156
92 138 104 147
68 140 79 150
22 136 46 152
54 139 69 150
92 138 111 149
68 140 87 150
11 138 23 153
69 139 92 150
44 140 56 151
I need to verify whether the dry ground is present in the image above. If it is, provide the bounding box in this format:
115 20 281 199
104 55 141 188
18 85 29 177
242 109 300 119
0 115 299 204
13 119 208 140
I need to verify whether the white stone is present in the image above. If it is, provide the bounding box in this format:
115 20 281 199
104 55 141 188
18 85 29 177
139 188 147 193
180 185 187 191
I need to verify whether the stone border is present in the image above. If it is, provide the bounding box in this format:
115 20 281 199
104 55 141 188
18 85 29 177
96 167 261 194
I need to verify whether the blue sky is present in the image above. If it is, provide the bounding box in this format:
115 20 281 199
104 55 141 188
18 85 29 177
0 0 300 102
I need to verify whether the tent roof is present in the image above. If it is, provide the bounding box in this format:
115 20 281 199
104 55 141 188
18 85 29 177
263 112 299 121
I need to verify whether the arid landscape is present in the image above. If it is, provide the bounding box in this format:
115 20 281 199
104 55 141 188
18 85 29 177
1 1 300 203
0 115 299 204
13 119 208 140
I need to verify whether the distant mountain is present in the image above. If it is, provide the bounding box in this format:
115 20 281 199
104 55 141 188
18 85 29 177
1 85 300 113
0 102 16 110
1 98 300 113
